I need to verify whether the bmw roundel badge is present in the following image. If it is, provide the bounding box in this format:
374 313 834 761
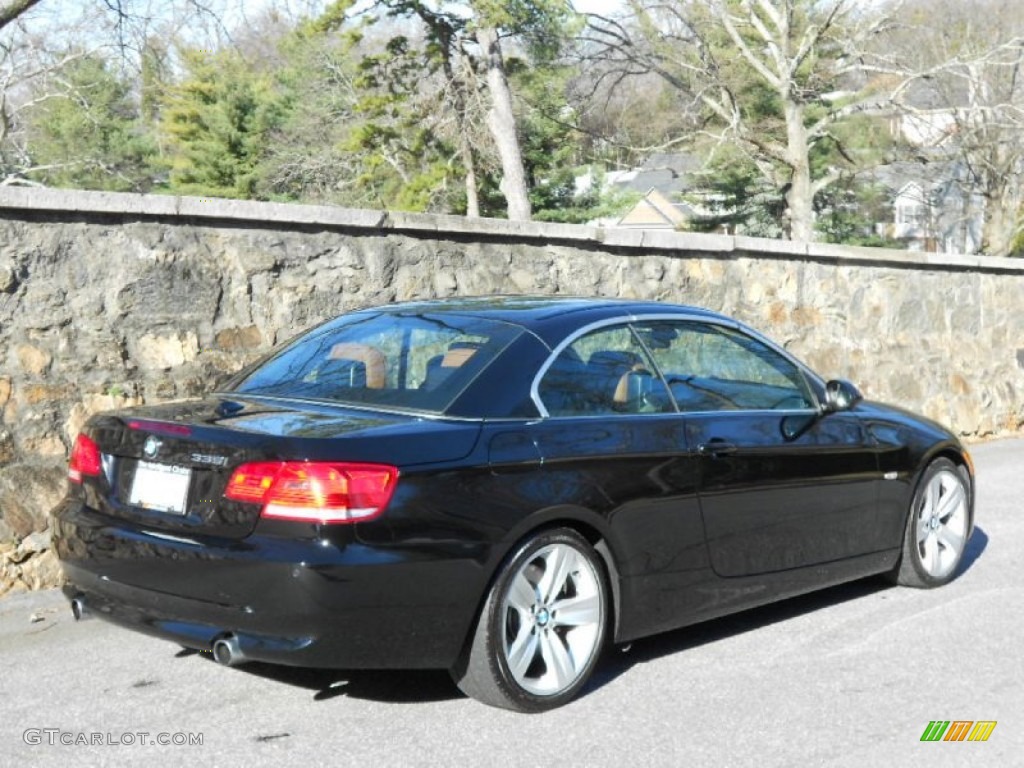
143 436 161 459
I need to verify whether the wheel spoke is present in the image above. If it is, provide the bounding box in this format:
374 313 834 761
506 572 537 616
922 476 940 515
506 625 539 680
538 546 576 604
917 518 930 544
551 593 599 628
920 534 939 574
937 526 965 558
539 631 575 689
935 481 965 522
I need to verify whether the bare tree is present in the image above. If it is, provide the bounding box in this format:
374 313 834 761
331 0 556 220
0 11 99 185
582 1 905 241
0 0 237 186
889 0 1024 256
475 23 531 220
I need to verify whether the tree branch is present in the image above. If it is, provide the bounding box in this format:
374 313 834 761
715 2 783 90
0 0 42 32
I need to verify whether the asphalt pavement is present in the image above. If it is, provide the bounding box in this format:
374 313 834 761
1 438 1021 768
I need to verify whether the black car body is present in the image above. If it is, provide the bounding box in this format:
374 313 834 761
52 297 975 711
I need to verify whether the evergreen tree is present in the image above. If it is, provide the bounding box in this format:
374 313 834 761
160 47 285 198
24 53 156 191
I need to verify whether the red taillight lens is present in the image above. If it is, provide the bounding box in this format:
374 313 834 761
69 434 102 483
224 461 398 524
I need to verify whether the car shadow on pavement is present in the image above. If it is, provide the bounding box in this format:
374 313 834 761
590 577 891 692
186 526 989 707
211 660 462 704
590 524 990 695
959 524 988 574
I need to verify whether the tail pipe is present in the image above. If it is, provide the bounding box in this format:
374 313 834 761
211 634 247 667
70 596 90 621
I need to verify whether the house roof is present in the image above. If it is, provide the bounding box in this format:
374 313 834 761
617 188 696 229
608 152 703 195
866 159 970 195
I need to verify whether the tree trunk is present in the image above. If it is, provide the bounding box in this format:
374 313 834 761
475 26 532 221
982 190 1016 256
462 144 480 218
454 49 480 218
784 100 815 242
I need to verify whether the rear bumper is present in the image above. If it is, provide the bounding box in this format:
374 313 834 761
52 498 486 670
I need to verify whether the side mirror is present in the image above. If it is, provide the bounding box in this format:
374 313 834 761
823 379 863 413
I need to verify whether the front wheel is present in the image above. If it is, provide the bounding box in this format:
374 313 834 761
451 528 609 713
892 458 971 588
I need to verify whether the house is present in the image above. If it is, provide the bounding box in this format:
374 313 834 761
871 161 983 254
576 153 703 227
616 188 697 229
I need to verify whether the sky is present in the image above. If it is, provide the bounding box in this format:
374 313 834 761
573 0 627 14
32 0 630 32
19 0 630 53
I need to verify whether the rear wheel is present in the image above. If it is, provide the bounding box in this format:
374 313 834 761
892 458 971 587
452 528 608 712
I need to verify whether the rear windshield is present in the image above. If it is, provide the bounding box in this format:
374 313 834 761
229 312 522 414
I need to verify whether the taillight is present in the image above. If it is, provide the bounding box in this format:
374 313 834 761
127 419 192 437
224 461 398 524
69 434 102 483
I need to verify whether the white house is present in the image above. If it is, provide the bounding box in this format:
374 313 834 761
876 166 983 253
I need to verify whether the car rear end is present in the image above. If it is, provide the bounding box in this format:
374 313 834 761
52 401 492 669
52 307 533 670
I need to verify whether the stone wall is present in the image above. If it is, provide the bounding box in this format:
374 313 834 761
1 187 1023 594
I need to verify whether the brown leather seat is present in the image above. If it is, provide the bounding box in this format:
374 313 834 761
328 342 387 389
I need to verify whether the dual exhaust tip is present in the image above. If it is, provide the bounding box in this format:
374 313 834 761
70 596 247 667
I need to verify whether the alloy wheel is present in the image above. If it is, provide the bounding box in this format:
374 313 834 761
914 468 968 580
500 542 603 697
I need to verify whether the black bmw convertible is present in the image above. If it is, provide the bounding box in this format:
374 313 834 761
52 297 974 712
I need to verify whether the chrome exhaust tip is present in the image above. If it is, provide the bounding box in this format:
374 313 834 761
211 635 246 666
70 597 89 621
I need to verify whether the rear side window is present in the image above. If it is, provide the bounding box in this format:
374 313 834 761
231 312 522 413
538 324 673 416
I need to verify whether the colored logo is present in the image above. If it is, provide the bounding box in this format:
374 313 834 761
921 721 997 742
143 436 162 459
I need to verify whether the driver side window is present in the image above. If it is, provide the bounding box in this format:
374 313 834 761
634 322 814 411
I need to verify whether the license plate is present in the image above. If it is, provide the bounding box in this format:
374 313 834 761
129 461 192 515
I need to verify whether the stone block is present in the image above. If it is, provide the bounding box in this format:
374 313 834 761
15 345 52 376
132 332 199 370
215 326 263 350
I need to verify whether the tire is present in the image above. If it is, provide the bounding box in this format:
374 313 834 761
451 528 609 713
892 458 971 588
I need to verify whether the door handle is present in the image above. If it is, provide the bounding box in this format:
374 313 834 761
698 440 738 458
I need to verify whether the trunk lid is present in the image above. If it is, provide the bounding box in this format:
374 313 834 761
80 396 481 539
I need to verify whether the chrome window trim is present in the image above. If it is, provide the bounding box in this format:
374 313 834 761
219 392 488 423
534 408 821 421
529 313 824 419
